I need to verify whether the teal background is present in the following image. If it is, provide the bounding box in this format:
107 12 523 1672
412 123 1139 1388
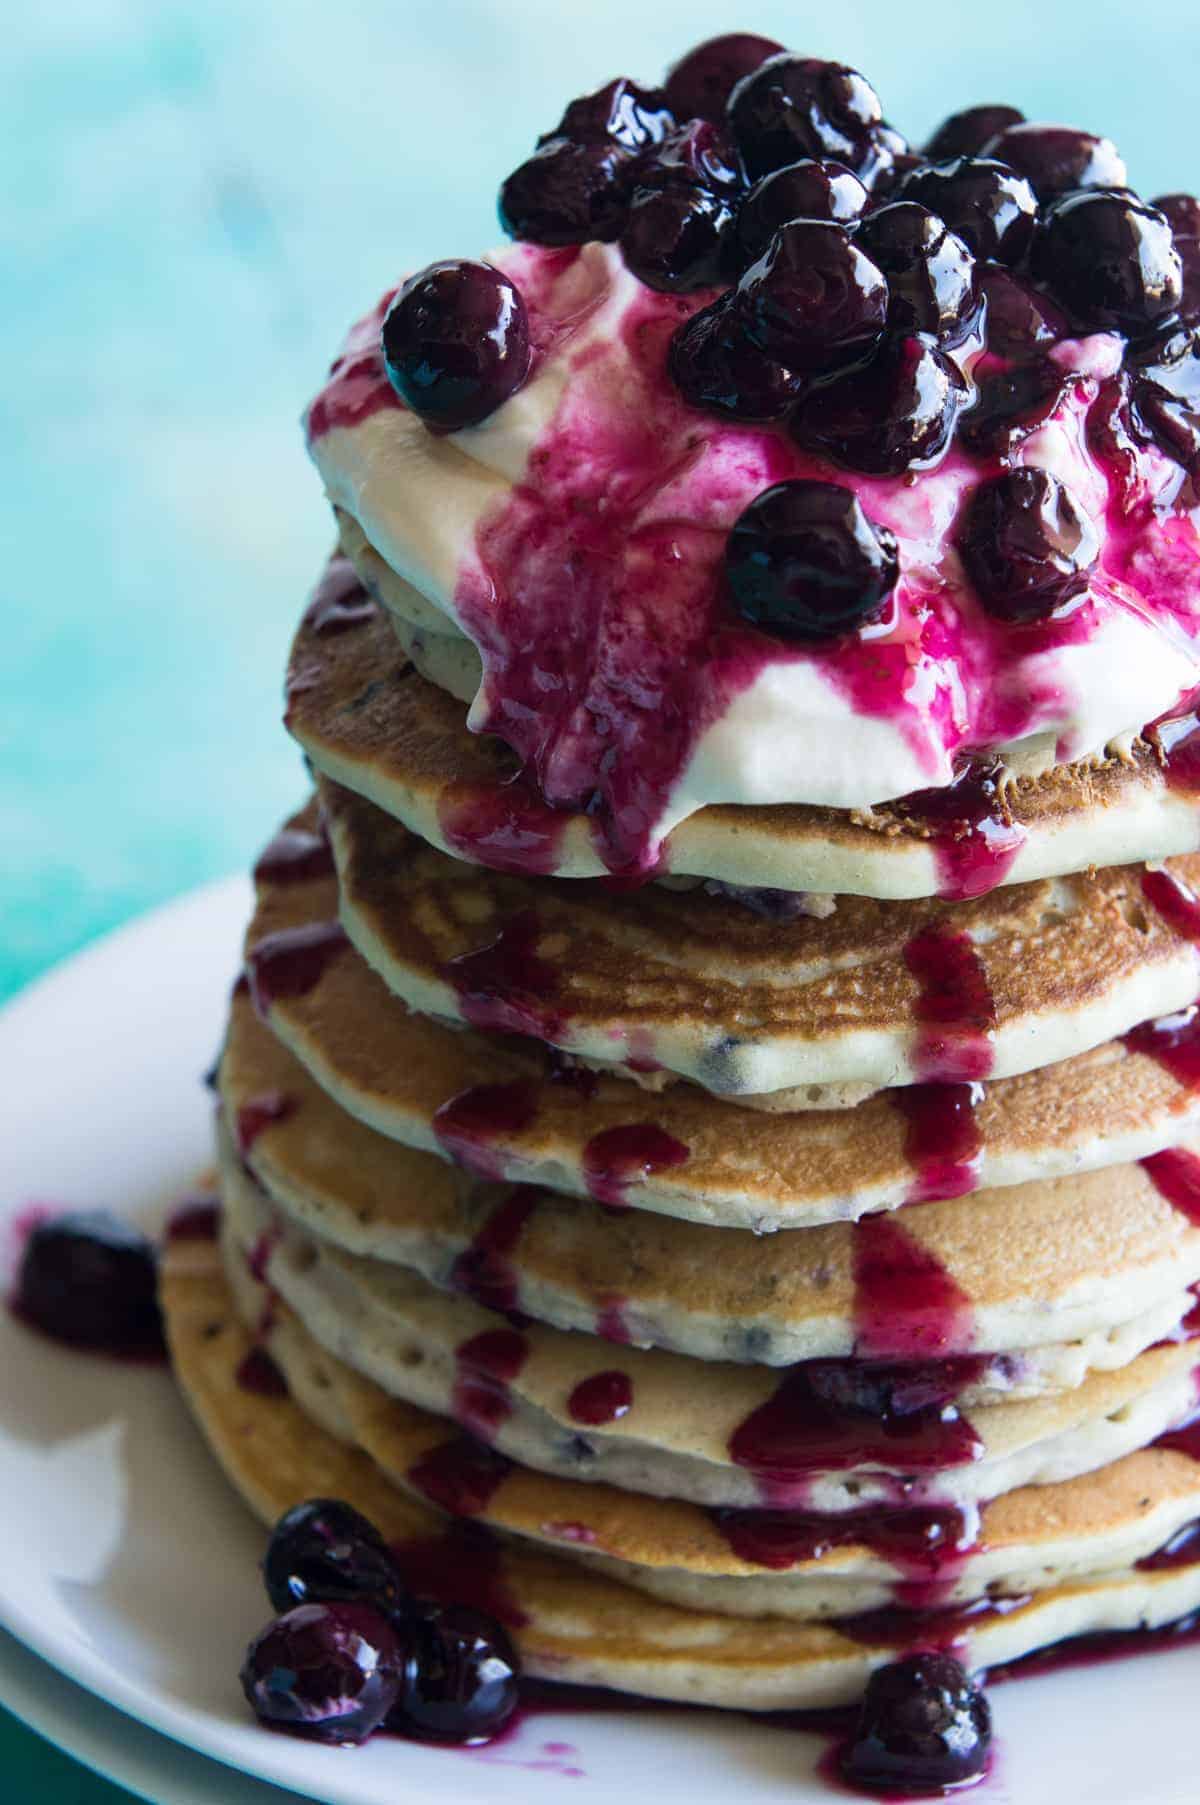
3 0 1199 1796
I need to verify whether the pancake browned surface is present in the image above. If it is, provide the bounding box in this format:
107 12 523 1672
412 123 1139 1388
239 830 1200 1227
285 577 1200 901
220 998 1200 1371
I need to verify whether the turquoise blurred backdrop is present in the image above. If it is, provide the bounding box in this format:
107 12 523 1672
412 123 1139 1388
3 0 1199 1796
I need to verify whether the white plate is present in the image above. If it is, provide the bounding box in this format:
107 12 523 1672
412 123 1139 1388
0 876 1198 1804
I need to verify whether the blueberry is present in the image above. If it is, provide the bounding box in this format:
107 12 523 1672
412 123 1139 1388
897 156 1038 266
639 119 744 194
734 219 888 370
725 479 899 642
622 186 734 290
13 1211 163 1356
924 103 1025 162
859 121 913 193
792 332 967 475
382 261 531 431
664 33 785 123
1031 189 1183 333
856 202 978 343
979 266 1068 357
842 1653 992 1794
240 1603 405 1745
263 1498 413 1620
668 293 802 421
551 77 674 153
982 122 1127 201
499 138 633 245
393 1605 520 1744
735 159 869 267
1153 193 1200 239
1129 321 1200 473
727 54 885 181
958 359 1076 458
957 467 1099 622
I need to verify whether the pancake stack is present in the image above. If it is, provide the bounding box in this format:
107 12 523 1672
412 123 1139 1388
161 39 1200 1724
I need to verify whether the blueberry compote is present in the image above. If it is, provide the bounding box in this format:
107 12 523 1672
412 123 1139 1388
12 1211 165 1359
241 1498 521 1750
841 1653 992 1795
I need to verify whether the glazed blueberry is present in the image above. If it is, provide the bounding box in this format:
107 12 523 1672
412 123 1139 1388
982 121 1127 200
979 265 1068 357
382 261 531 430
393 1605 520 1744
241 1603 404 1745
897 156 1038 266
725 480 899 642
1153 193 1200 239
727 54 884 181
959 358 1075 458
263 1498 413 1620
668 293 802 420
551 77 673 153
957 467 1099 622
1031 189 1183 333
734 219 888 370
858 120 913 193
13 1211 163 1355
842 1654 992 1795
664 33 785 122
499 138 633 245
1129 322 1200 472
639 119 743 194
622 185 734 290
792 332 967 475
924 103 1025 162
735 159 869 266
856 202 978 342
1178 235 1200 324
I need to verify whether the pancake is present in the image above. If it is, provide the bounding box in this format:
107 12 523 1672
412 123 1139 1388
237 857 1200 1228
285 567 1200 904
166 1231 1200 1672
318 773 1200 1099
219 1002 1200 1378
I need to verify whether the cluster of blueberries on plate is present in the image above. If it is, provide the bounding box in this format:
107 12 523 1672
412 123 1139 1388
380 33 1200 649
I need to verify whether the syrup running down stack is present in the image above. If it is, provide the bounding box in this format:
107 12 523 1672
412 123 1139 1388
157 31 1200 1798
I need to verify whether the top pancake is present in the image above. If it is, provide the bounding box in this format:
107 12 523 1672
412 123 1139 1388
286 560 1200 903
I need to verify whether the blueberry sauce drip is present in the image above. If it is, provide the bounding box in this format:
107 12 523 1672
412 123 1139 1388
580 1124 690 1206
432 1081 540 1181
1137 1520 1200 1572
835 1590 1030 1653
245 922 349 1016
301 559 378 637
1141 865 1200 943
305 292 400 440
1152 1407 1200 1463
406 1435 515 1518
236 1346 290 1398
452 1327 530 1442
446 911 564 1040
235 1091 296 1155
712 1499 980 1589
164 1198 221 1243
1122 1003 1200 1089
892 1081 985 1203
449 1187 540 1317
390 1523 529 1628
903 926 997 1082
1140 1148 1200 1226
567 1370 634 1425
595 1297 633 1344
853 1213 976 1361
253 825 335 887
437 781 570 879
1154 712 1200 792
890 764 1026 901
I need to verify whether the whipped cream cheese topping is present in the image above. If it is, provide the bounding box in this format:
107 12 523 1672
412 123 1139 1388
307 240 1200 874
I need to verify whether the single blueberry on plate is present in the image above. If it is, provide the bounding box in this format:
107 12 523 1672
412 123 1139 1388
842 1653 992 1794
725 479 900 642
14 1211 163 1355
241 1602 406 1745
393 1605 520 1744
263 1498 413 1620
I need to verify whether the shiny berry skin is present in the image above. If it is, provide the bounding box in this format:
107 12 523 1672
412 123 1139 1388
842 1654 992 1795
241 1603 405 1745
792 332 967 476
735 159 869 266
727 54 884 181
898 156 1038 266
13 1211 163 1355
1031 189 1183 333
725 480 899 643
734 219 888 370
957 467 1099 622
959 359 1075 458
500 138 634 246
925 103 1024 162
640 120 743 194
263 1498 413 1620
551 77 673 153
382 261 531 432
1154 193 1200 239
664 33 785 123
979 266 1068 357
1129 322 1200 473
856 202 978 342
669 294 802 421
982 122 1127 201
858 121 913 194
622 186 734 291
393 1606 520 1744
